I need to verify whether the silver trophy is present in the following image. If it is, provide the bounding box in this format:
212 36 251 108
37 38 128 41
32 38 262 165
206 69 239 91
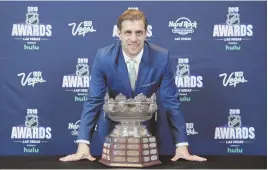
99 93 162 167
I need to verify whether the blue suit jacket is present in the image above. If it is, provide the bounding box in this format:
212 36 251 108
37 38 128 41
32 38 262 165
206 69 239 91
77 41 188 145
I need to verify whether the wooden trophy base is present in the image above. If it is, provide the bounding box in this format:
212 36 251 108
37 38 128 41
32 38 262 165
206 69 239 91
99 136 162 167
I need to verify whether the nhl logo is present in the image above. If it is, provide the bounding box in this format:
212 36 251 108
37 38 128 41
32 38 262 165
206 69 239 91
26 12 39 25
226 13 240 26
25 114 39 128
176 64 190 77
76 64 89 77
228 115 241 128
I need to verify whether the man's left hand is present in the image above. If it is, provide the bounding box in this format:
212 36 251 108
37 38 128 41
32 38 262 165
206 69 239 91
171 145 207 162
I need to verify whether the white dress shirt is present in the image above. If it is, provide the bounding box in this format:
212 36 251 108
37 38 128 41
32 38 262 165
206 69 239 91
77 48 188 147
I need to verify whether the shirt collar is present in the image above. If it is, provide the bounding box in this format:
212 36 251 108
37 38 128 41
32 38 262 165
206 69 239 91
122 48 143 64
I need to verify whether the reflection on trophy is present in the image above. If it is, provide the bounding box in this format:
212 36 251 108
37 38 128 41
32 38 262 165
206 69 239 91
99 93 162 167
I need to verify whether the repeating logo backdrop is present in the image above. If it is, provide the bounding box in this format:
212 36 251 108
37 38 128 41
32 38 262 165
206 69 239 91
0 1 266 156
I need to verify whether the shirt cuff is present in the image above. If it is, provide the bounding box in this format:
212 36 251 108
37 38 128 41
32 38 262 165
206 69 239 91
176 142 189 147
76 140 90 145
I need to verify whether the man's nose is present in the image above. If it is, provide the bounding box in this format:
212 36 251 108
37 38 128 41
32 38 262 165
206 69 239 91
130 34 138 42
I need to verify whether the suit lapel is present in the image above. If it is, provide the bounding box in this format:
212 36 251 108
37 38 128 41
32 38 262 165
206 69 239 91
114 43 133 97
134 43 151 96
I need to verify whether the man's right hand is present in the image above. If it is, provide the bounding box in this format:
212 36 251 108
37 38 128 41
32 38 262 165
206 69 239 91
59 143 96 162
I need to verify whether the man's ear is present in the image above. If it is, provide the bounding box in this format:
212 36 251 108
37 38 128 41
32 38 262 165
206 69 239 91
117 28 121 36
117 28 122 40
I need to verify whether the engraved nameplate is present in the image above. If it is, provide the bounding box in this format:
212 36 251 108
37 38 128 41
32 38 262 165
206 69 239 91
142 138 148 143
144 156 150 162
143 150 149 155
114 144 126 149
114 150 125 156
114 138 126 143
114 156 125 162
127 144 139 149
127 150 139 156
143 144 149 149
149 143 156 148
149 137 155 142
128 137 139 143
127 157 139 163
151 155 157 161
150 149 157 154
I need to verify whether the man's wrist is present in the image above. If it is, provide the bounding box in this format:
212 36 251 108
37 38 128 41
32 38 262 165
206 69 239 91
76 139 90 145
176 142 189 147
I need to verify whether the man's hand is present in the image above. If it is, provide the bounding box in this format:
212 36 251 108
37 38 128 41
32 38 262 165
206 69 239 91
59 143 96 162
171 145 207 162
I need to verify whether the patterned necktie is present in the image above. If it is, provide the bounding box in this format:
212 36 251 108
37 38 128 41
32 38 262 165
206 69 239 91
128 59 137 91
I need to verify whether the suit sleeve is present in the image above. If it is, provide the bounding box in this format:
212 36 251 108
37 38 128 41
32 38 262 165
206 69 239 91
159 52 188 144
77 50 107 142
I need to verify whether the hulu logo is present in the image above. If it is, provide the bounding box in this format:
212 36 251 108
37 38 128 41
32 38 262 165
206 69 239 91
24 146 39 153
180 96 191 102
225 45 240 51
74 96 87 102
227 147 243 153
24 44 39 50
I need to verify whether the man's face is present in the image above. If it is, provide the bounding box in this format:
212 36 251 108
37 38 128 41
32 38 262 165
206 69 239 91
118 20 147 58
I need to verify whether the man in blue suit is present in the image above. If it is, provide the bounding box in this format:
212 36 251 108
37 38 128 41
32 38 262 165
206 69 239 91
60 9 206 162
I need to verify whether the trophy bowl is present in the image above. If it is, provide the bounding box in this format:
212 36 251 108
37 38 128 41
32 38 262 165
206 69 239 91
103 93 157 122
99 93 162 167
